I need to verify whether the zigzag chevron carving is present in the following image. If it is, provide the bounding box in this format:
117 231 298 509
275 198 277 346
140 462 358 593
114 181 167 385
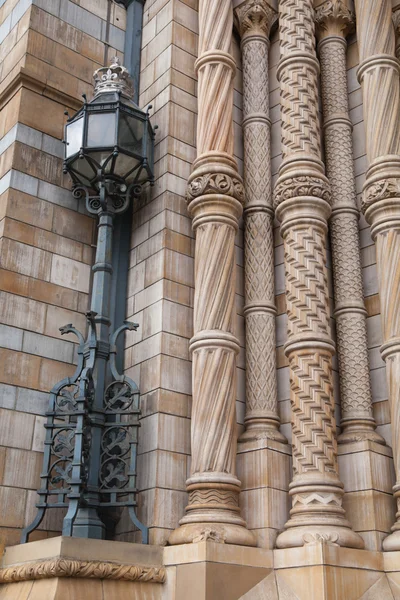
275 0 363 549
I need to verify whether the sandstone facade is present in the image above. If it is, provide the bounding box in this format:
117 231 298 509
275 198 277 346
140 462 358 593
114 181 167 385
0 0 399 598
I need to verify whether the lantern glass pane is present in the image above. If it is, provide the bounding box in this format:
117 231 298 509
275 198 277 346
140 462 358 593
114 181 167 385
114 153 141 182
118 112 144 156
66 116 83 158
70 156 96 185
87 112 116 147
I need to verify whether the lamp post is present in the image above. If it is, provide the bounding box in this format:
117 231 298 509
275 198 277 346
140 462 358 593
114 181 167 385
22 58 155 543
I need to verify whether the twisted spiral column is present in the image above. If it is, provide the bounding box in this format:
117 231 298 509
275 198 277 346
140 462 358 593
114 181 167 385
354 0 400 551
315 1 384 445
274 0 364 549
168 0 256 547
234 1 286 444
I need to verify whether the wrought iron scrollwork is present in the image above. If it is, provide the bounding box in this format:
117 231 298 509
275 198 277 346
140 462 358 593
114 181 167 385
21 316 147 543
98 322 148 543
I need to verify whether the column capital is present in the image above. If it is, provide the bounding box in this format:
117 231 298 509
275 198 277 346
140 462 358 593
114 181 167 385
315 0 355 41
234 0 277 41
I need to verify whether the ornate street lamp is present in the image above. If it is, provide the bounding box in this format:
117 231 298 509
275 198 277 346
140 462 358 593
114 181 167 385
22 58 155 544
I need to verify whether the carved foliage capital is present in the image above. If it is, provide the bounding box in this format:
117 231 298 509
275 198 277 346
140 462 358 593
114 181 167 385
315 0 355 41
234 0 277 40
362 178 400 212
274 176 331 209
187 172 245 205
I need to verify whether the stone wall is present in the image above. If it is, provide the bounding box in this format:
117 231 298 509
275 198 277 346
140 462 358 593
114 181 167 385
0 0 393 551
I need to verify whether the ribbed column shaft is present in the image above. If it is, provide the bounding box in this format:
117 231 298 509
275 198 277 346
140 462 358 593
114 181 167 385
315 3 384 445
168 0 255 547
234 1 286 444
274 0 363 549
354 0 400 551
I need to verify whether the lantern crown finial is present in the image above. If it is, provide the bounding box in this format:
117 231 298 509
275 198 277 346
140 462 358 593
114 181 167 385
93 56 134 98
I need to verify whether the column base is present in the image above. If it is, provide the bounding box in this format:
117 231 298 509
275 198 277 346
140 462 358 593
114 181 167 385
383 529 400 551
168 521 257 547
276 524 365 549
338 419 386 445
239 421 287 444
237 437 291 548
275 472 365 550
338 441 395 550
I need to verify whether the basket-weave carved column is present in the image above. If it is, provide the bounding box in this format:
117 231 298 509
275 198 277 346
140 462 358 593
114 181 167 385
315 1 384 445
168 0 256 547
354 0 400 551
234 0 286 444
274 0 364 549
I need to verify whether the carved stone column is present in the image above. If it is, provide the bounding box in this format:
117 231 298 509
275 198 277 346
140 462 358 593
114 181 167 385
273 0 364 549
315 1 384 445
234 0 286 443
354 0 400 551
168 0 256 547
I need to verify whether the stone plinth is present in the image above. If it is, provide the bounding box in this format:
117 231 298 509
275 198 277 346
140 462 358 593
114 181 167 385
164 542 273 600
338 441 396 550
242 545 400 599
0 537 165 600
237 438 291 548
2 538 400 599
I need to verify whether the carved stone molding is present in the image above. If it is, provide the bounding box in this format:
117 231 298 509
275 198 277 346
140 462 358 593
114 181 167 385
168 0 255 548
354 0 400 550
0 559 166 584
234 0 277 40
317 12 383 444
274 175 331 206
363 177 400 211
274 0 363 550
187 172 245 204
315 0 355 40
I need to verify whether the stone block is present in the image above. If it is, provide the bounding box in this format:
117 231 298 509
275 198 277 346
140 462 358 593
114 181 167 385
15 387 48 415
38 357 76 392
138 487 187 529
2 447 42 488
37 179 77 211
0 349 41 390
52 205 93 245
44 304 87 341
0 323 23 351
0 485 26 528
50 254 91 293
342 489 396 535
140 388 190 419
237 443 291 492
137 449 187 492
5 188 54 230
22 330 75 364
59 0 102 40
0 383 17 409
240 487 290 531
0 237 52 281
19 89 66 139
33 228 84 263
139 411 190 455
